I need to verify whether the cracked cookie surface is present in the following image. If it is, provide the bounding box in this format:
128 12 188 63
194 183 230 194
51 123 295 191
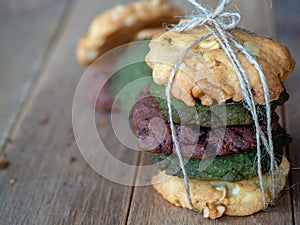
152 156 289 218
146 26 295 106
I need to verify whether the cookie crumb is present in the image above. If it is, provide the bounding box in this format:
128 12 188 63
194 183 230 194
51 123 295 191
0 159 10 170
6 138 14 145
99 118 107 126
39 116 49 126
9 179 17 185
0 154 10 170
69 156 77 164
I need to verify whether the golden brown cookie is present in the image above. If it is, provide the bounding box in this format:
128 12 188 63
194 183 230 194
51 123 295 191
77 0 182 66
146 26 295 106
152 156 290 219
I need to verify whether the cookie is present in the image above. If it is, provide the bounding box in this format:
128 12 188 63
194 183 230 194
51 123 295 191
152 156 290 219
146 26 295 106
77 0 182 66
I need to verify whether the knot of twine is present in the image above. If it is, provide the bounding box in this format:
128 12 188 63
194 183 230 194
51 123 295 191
166 0 278 211
172 0 241 31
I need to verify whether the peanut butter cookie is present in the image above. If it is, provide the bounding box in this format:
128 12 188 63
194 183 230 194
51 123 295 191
152 156 289 218
77 0 181 65
146 26 295 106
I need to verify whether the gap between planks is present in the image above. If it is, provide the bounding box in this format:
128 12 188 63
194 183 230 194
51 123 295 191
280 104 296 225
0 0 76 156
124 151 142 225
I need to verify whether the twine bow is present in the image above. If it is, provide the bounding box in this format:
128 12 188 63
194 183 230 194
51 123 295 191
166 0 277 211
172 0 241 31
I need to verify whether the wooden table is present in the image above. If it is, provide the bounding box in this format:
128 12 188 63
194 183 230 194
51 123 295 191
0 0 299 224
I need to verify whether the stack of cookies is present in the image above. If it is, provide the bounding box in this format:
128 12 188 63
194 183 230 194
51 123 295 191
129 25 295 218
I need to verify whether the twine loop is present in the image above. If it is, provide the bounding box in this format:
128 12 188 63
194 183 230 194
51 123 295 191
166 0 278 211
172 0 241 32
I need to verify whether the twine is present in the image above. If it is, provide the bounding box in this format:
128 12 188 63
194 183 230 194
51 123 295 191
166 0 278 210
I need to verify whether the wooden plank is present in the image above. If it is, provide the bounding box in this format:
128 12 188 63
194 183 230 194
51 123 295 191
0 0 139 224
276 0 300 224
0 0 69 150
127 0 294 224
0 0 296 224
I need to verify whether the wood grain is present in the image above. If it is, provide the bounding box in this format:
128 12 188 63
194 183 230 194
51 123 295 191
276 0 300 224
0 0 68 150
0 0 139 224
0 0 298 224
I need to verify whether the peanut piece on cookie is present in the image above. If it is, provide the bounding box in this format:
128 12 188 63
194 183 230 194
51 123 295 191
146 26 295 105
